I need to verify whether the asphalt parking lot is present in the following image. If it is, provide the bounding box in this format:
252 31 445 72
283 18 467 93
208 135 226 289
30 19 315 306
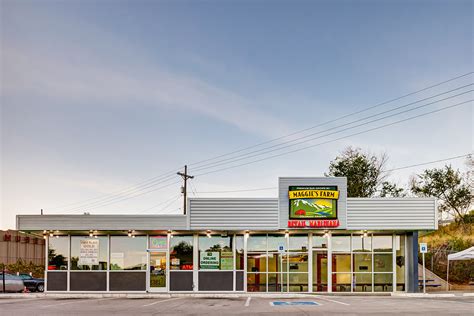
0 295 472 315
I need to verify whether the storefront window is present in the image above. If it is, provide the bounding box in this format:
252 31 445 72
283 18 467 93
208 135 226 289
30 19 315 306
288 235 308 252
247 253 267 272
353 273 372 292
374 254 393 272
289 273 308 292
288 253 308 273
333 273 351 292
395 235 406 291
267 234 285 252
352 235 371 252
48 236 69 270
267 273 284 292
268 253 285 273
170 235 193 270
312 235 327 248
333 254 351 273
332 236 351 252
373 236 392 252
236 235 244 270
247 235 266 252
110 236 146 270
354 253 372 272
374 273 393 292
199 236 233 270
247 273 266 292
71 236 108 270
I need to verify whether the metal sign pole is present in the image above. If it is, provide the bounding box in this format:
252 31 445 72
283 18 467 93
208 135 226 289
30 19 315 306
422 252 426 294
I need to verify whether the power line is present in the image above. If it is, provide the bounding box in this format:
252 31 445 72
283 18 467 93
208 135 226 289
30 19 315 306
138 194 181 213
188 72 473 167
196 187 278 193
168 154 471 195
191 90 472 173
194 100 472 177
60 180 181 213
385 154 472 172
49 170 179 211
64 98 471 212
191 84 472 171
48 73 472 212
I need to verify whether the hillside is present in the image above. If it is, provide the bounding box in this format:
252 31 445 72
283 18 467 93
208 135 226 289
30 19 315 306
419 221 474 285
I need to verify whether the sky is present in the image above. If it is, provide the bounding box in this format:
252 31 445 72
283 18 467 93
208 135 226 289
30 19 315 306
1 0 473 229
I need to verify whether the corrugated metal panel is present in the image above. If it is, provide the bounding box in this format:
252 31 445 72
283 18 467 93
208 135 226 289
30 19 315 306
16 214 187 231
189 198 279 230
278 177 348 229
346 198 437 230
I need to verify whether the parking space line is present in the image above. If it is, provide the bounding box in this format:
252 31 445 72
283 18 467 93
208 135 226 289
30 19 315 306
244 297 251 307
0 298 46 305
314 296 350 306
142 297 182 307
41 298 114 308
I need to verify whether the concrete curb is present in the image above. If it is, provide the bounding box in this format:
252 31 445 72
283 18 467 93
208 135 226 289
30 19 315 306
463 293 474 297
0 292 391 299
391 293 456 298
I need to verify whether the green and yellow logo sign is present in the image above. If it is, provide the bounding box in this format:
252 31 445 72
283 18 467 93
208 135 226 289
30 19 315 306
289 186 338 219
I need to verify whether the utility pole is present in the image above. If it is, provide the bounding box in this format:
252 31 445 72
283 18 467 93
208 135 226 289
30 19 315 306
177 165 194 215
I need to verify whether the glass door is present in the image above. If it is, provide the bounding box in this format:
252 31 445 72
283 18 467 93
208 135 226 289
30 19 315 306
149 252 167 291
312 250 328 292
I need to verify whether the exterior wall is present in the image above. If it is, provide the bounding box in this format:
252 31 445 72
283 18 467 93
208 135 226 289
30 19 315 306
189 198 279 230
278 177 348 229
17 214 187 231
0 230 45 265
43 232 416 293
347 198 437 230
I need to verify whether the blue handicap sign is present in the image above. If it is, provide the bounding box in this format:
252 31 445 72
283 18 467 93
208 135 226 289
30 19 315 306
271 301 319 306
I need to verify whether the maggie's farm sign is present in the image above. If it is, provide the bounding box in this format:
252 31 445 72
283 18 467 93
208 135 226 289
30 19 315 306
288 186 340 228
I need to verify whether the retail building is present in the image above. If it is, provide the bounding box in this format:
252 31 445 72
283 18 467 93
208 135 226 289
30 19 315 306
16 177 437 293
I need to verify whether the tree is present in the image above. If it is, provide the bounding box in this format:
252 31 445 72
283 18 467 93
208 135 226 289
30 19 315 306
410 164 473 225
326 147 390 197
379 181 406 197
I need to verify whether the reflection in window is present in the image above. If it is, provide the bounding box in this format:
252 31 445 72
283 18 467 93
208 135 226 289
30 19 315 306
288 235 308 252
236 235 244 270
48 236 68 270
352 235 372 252
247 235 266 252
373 236 392 252
110 236 146 270
395 235 405 291
312 235 328 248
170 236 193 270
332 236 351 252
267 234 285 252
71 236 108 270
199 236 233 270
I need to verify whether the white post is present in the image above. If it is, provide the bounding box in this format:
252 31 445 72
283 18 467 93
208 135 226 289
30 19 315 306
327 232 332 293
446 259 450 291
422 252 426 294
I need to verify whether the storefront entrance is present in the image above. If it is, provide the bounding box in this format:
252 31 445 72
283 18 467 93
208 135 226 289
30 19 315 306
312 250 328 292
148 251 167 292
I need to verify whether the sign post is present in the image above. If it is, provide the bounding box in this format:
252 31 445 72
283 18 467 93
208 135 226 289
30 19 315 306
419 242 428 294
